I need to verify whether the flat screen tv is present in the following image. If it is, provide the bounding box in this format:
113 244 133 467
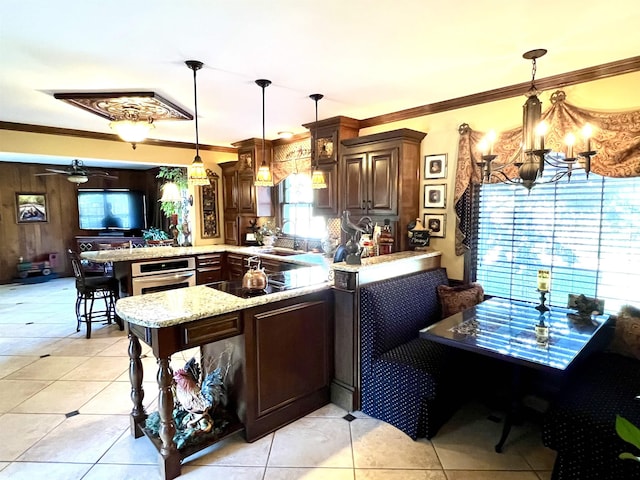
77 189 147 231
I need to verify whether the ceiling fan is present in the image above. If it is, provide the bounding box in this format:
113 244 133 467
35 159 118 184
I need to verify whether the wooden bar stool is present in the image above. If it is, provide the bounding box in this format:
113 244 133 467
68 249 121 338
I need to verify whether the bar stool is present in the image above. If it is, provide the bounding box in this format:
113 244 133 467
68 249 121 339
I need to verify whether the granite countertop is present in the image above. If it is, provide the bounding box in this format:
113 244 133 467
116 270 331 328
330 250 441 272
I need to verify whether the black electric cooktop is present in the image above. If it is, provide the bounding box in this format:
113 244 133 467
206 267 327 299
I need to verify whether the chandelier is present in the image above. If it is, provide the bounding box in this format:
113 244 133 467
477 49 597 191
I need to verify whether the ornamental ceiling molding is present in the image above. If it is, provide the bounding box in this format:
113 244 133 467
53 91 192 122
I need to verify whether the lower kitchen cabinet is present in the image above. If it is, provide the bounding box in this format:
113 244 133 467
196 253 223 284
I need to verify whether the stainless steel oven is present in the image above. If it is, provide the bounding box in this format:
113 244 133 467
131 257 196 295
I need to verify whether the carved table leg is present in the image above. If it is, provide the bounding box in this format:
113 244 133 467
157 356 181 480
128 332 146 438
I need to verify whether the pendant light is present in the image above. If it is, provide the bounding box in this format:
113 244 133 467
254 79 274 187
186 60 210 186
309 93 327 189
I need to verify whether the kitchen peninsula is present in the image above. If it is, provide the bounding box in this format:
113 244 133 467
108 247 442 480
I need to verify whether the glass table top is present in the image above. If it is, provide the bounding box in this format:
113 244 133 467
419 297 610 371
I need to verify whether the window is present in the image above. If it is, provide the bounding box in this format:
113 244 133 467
280 173 326 239
476 164 640 314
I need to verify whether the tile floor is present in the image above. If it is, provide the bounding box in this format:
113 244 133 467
0 277 556 480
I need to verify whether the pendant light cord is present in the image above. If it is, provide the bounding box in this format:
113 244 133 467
193 67 200 158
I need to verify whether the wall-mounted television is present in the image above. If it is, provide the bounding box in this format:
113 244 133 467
77 189 147 231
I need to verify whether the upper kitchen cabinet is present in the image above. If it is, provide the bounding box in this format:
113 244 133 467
232 138 274 218
302 116 360 217
340 129 426 251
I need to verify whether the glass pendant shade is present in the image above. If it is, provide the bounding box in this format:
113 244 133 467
159 182 182 203
189 155 209 186
311 168 327 189
67 174 89 184
110 119 154 144
255 163 274 187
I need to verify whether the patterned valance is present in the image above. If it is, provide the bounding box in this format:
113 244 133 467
454 91 640 256
271 138 312 185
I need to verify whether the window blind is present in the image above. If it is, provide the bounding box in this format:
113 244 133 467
476 165 640 314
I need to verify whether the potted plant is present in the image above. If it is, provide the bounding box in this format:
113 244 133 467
255 220 281 247
142 227 173 246
157 167 188 226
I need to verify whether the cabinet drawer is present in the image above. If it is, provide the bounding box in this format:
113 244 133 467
196 254 222 267
181 313 241 347
197 267 222 285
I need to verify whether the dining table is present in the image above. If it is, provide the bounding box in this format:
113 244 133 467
419 296 611 452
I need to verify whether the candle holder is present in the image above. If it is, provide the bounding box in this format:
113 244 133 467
535 289 550 312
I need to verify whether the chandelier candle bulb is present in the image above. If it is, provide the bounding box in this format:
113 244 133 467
535 121 548 151
582 123 593 152
537 269 551 292
565 132 576 159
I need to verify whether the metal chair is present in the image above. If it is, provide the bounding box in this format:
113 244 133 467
68 249 121 338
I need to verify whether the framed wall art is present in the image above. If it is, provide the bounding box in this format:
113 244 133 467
424 213 446 238
424 184 446 208
16 193 48 223
424 153 447 179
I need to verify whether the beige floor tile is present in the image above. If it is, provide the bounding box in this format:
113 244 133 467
59 356 128 381
355 470 446 480
269 417 353 468
431 402 533 471
444 471 540 480
0 322 76 338
265 467 355 480
0 413 65 460
98 428 158 465
180 465 265 479
115 354 158 382
48 337 121 356
306 403 349 418
17 413 128 463
0 379 51 413
351 418 441 470
95 337 131 356
6 356 86 380
536 471 553 480
0 337 64 356
513 427 556 470
80 381 156 414
0 356 38 379
188 431 273 466
81 463 161 480
11 380 109 413
0 461 91 479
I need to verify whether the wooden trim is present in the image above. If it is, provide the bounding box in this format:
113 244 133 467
360 56 640 128
0 121 238 153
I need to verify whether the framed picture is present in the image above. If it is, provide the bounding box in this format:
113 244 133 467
424 184 446 208
424 213 446 238
16 193 48 223
424 153 447 179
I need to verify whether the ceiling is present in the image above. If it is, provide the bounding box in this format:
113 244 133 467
1 0 639 168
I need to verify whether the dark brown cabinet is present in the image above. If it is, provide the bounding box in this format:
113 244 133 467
225 253 247 281
196 253 223 284
340 129 426 251
303 116 360 217
222 139 274 245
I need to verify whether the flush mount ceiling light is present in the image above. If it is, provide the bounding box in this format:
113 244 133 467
185 60 210 186
477 49 597 191
254 79 274 187
53 91 192 149
309 93 327 189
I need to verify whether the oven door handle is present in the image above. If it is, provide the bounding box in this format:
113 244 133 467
133 271 195 283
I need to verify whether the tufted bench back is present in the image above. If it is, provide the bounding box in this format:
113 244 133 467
360 268 448 361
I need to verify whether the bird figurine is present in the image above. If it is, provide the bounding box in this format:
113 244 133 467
173 357 227 433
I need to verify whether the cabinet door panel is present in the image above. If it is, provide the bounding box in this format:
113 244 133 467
343 153 367 214
224 217 239 245
238 173 256 213
368 148 398 215
312 163 339 217
222 171 238 213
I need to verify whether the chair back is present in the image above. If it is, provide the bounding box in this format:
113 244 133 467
67 249 87 288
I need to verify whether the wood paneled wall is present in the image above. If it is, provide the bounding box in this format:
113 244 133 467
0 161 158 284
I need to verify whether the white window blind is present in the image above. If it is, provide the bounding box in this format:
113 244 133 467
476 165 640 314
281 173 325 239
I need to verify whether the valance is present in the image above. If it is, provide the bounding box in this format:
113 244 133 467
271 138 312 185
454 91 640 256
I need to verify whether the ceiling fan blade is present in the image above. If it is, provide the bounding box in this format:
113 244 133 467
88 171 118 179
34 172 60 176
44 168 72 174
